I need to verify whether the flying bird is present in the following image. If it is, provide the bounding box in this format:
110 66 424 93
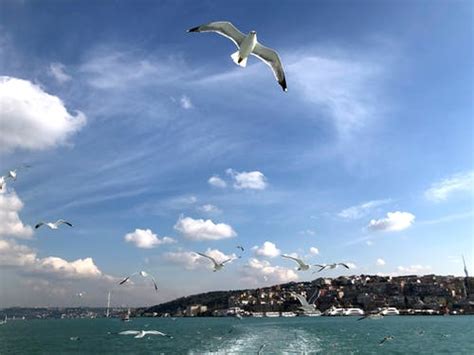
379 335 394 345
187 21 287 91
0 164 30 191
196 252 233 272
281 254 311 271
119 330 173 339
119 271 158 292
314 263 350 273
236 245 244 252
35 219 73 230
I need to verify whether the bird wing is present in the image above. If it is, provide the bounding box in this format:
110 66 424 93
237 246 244 252
119 276 130 285
281 254 305 267
145 330 167 336
292 293 310 307
35 222 44 229
57 220 73 227
339 263 350 269
119 330 139 335
221 258 234 265
187 21 246 48
251 42 287 92
196 252 218 266
149 275 159 291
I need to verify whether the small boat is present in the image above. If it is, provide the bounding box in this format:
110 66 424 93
0 316 7 325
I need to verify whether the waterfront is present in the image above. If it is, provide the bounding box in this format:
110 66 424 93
1 316 473 354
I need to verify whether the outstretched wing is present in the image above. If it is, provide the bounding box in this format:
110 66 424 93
281 254 305 268
119 276 130 285
196 252 218 266
292 292 310 307
187 21 246 48
35 222 44 229
339 263 350 269
149 275 159 292
145 330 170 337
119 330 139 335
57 219 73 227
251 43 287 92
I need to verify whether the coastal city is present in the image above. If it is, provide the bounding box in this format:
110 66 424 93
2 274 472 321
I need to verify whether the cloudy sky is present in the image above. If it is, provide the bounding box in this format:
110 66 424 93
0 0 472 307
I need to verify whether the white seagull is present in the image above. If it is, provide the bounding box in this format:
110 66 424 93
281 254 311 271
291 292 317 313
119 271 158 292
196 252 233 272
119 330 173 339
35 219 73 230
314 263 350 273
0 165 30 191
187 21 287 91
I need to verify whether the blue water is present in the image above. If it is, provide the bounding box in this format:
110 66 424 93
0 316 473 354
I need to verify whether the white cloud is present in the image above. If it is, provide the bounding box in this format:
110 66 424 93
0 76 86 153
198 204 222 214
338 199 392 220
396 265 432 275
252 241 281 258
124 228 176 249
49 62 71 83
174 216 236 241
309 247 320 255
226 169 267 190
0 191 34 239
241 258 299 285
208 175 227 188
164 248 236 270
376 258 386 266
424 171 474 202
0 239 109 280
368 211 415 232
180 95 193 109
346 262 357 269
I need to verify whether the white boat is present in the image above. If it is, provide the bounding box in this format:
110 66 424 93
252 312 264 317
0 316 7 325
381 307 399 316
281 312 296 317
265 312 280 317
343 308 364 316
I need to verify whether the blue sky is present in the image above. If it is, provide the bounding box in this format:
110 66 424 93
0 0 472 307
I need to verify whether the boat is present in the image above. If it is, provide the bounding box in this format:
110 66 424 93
281 312 297 317
381 307 399 316
0 315 7 325
265 312 280 317
343 308 364 316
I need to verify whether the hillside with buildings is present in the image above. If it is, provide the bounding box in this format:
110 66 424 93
144 274 474 317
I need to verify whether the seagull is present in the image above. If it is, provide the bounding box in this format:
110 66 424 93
187 21 287 91
76 292 85 298
119 271 158 291
196 252 233 272
281 254 311 271
0 165 30 191
314 263 350 272
236 245 244 252
119 330 173 339
379 335 394 345
35 219 73 230
291 292 317 313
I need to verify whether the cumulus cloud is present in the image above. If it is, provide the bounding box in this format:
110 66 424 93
124 228 176 249
208 175 227 188
180 95 193 109
174 216 236 241
0 191 34 239
424 171 474 202
338 199 392 220
198 204 222 214
309 247 320 255
0 239 109 280
241 258 299 285
227 169 267 190
0 76 86 153
252 241 281 258
376 258 386 266
368 211 415 232
164 248 236 270
49 62 72 83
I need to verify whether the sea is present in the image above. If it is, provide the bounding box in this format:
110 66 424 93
0 316 473 354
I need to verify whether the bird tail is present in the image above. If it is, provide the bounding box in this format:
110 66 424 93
231 51 247 67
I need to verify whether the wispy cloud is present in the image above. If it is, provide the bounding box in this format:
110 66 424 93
424 171 474 202
338 199 392 220
49 62 72 84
